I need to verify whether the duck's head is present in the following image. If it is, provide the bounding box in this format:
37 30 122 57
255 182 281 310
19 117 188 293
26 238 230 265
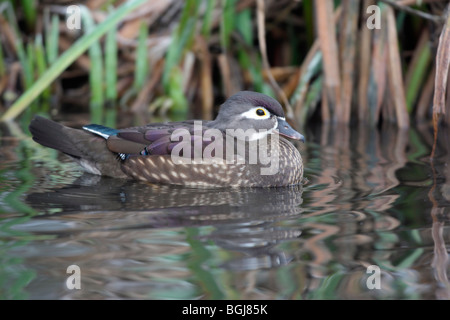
210 91 305 142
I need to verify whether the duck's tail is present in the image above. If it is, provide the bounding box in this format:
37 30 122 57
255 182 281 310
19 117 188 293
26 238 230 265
29 116 85 158
29 116 127 178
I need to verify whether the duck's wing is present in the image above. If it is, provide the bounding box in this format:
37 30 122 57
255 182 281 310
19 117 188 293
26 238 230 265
95 120 218 158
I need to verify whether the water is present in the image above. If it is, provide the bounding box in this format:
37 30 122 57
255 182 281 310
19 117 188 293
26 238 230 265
0 121 449 300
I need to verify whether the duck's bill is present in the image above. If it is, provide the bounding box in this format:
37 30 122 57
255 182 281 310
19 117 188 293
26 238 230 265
276 117 305 142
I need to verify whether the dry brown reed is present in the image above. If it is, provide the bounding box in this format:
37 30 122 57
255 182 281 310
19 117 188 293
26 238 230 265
0 0 449 131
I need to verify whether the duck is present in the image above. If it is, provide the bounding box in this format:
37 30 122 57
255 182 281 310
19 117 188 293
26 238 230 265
29 91 305 187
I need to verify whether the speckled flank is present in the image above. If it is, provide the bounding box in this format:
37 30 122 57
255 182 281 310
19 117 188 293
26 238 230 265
121 136 303 187
122 156 244 187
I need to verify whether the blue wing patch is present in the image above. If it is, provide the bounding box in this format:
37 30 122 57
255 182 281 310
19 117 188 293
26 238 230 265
82 124 119 139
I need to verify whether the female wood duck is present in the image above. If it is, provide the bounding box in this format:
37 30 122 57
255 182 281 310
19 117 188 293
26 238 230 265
29 91 305 187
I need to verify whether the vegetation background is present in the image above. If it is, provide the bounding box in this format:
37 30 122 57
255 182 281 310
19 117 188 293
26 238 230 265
0 0 449 137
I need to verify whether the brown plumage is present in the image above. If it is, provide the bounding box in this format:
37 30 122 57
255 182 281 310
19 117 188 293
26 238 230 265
29 91 305 187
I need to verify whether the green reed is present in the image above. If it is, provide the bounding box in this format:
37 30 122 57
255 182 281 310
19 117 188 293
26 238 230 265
162 0 200 118
20 0 36 30
134 22 149 91
0 44 5 77
406 42 431 113
201 0 216 39
104 26 118 127
1 0 148 122
105 27 118 103
80 6 104 124
34 35 50 112
220 0 235 50
235 7 272 96
45 14 59 64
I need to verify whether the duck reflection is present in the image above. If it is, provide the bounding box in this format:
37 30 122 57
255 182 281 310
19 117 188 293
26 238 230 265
26 175 304 271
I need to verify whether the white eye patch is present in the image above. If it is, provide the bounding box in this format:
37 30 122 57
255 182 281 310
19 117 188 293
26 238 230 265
240 107 271 120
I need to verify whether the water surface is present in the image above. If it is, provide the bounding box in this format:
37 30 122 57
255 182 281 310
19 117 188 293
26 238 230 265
0 121 449 299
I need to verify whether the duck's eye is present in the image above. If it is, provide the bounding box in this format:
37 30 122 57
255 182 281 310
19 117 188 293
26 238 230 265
256 108 266 117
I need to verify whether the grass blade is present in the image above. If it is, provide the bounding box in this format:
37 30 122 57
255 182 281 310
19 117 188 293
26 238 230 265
34 35 50 107
20 0 37 30
81 6 104 124
162 0 201 118
0 41 5 77
405 30 431 112
220 0 236 51
201 0 216 39
104 24 118 127
134 22 149 91
45 14 60 65
105 25 117 103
